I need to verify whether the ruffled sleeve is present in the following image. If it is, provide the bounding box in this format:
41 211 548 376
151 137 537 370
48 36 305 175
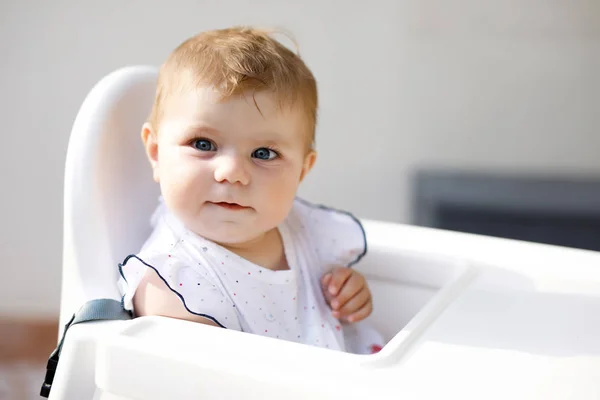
291 198 367 268
117 252 241 330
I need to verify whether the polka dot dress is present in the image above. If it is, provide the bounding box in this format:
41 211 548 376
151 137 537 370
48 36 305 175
118 198 384 354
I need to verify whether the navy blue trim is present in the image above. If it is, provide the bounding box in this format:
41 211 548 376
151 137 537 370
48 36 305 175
295 197 368 267
118 254 227 328
120 295 131 317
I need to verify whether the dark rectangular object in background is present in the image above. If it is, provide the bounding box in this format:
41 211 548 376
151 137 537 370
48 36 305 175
412 170 600 252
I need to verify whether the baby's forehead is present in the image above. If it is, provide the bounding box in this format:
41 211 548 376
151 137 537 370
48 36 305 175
160 87 310 143
166 87 305 127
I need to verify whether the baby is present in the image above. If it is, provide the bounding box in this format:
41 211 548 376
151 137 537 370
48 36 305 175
118 26 383 354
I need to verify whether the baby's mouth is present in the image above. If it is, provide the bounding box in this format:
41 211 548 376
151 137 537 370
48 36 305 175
210 201 250 211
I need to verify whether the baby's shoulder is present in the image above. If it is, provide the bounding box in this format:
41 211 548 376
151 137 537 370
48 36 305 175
119 234 239 329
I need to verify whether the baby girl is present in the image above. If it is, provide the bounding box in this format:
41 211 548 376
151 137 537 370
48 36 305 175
118 26 383 354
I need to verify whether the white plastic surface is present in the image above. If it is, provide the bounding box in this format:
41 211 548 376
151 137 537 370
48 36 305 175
59 66 160 332
50 66 600 400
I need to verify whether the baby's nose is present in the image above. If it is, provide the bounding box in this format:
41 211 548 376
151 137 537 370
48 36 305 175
213 155 250 185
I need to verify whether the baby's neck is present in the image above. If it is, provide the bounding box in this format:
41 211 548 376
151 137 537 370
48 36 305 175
218 228 289 271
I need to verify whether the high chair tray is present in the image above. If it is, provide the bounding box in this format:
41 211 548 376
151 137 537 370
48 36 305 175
92 272 600 400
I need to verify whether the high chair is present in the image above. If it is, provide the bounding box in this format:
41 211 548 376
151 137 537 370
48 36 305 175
44 66 600 400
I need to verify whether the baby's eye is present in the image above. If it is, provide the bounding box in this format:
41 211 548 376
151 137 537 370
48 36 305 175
252 147 278 160
192 139 216 152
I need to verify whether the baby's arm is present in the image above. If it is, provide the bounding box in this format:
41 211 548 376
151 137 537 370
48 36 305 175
133 269 220 327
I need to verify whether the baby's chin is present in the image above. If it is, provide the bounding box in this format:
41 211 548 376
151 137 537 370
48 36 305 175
185 220 270 247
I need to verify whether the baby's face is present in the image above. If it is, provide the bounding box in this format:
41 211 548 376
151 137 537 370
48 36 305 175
143 87 316 245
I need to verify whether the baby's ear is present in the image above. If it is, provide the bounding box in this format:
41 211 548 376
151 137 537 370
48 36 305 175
141 123 160 183
299 150 317 182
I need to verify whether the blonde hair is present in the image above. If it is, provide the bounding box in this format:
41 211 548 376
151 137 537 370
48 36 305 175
149 26 318 147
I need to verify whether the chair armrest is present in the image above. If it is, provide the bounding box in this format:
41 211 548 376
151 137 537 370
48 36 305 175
48 320 130 400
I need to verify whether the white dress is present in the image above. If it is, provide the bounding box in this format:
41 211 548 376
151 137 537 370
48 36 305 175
118 197 384 354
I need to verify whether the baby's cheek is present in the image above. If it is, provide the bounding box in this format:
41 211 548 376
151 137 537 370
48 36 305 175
161 176 198 215
265 186 296 218
257 170 296 202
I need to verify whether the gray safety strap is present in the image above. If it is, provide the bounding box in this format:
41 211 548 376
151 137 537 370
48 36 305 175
40 299 132 398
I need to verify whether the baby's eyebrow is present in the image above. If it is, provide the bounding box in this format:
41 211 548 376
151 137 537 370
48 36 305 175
248 133 291 147
181 122 221 137
252 139 282 149
250 128 290 140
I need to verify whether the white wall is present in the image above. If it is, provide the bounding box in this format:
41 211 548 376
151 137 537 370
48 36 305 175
1 0 598 317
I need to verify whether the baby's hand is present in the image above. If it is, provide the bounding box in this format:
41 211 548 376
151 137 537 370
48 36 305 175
321 267 373 323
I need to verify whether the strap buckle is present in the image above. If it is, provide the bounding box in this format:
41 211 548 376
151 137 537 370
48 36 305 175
40 354 58 397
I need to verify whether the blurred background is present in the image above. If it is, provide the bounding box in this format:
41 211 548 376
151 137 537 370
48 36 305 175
0 0 598 398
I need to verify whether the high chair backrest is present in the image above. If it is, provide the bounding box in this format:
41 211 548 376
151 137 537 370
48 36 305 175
59 66 160 330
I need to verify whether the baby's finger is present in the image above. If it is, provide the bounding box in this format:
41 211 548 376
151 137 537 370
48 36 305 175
337 288 370 317
330 272 364 310
327 267 352 297
321 273 334 305
321 273 332 288
345 299 373 323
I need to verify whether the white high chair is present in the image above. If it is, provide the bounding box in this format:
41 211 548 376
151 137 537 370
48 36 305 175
46 66 600 400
